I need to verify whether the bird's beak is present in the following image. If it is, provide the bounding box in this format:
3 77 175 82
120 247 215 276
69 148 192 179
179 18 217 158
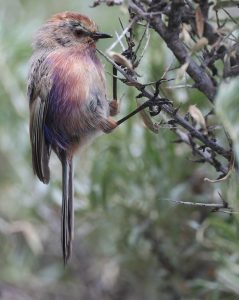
92 32 112 39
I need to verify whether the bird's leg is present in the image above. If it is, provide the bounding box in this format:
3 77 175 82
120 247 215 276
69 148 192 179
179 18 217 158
109 99 119 116
99 116 118 133
113 65 117 100
101 100 151 132
116 100 150 126
110 65 150 127
116 97 172 126
105 74 172 130
109 65 120 117
101 97 171 132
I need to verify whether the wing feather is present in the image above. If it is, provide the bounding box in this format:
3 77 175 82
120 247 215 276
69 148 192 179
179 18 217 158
28 52 51 184
30 96 50 183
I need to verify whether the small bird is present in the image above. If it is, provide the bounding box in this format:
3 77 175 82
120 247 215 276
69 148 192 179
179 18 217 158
28 12 118 263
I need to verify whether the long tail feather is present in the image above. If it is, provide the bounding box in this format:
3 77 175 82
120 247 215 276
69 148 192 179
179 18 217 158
67 159 74 258
61 152 74 264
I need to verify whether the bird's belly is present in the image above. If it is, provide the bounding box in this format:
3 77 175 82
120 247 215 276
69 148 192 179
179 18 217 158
45 55 109 151
45 94 108 151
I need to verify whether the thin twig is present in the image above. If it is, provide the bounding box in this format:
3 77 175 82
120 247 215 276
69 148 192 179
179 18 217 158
162 198 238 214
134 23 149 56
165 84 193 89
97 49 231 161
115 31 126 51
107 16 138 53
222 8 239 25
163 199 225 208
134 24 150 67
174 128 228 174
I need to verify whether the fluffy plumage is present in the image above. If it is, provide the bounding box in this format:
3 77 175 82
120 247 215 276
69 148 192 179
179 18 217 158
28 12 117 263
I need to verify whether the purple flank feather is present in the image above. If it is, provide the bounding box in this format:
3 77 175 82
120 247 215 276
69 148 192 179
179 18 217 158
45 71 79 150
44 46 105 152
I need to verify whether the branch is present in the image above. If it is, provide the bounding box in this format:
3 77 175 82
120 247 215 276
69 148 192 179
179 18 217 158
97 50 231 163
129 1 217 102
162 197 236 214
173 128 228 174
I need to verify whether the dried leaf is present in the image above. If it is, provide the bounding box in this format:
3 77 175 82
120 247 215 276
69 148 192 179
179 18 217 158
136 99 159 134
176 61 189 81
109 51 133 71
188 105 207 133
195 6 204 38
204 156 234 183
125 81 143 88
180 24 192 44
191 37 208 53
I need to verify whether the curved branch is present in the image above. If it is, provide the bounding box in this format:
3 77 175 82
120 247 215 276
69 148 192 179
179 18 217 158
129 2 217 102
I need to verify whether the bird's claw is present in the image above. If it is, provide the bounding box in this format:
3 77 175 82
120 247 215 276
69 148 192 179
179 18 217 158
99 117 118 133
109 99 119 116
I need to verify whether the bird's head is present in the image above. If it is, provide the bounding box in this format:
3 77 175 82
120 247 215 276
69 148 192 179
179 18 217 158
33 12 112 50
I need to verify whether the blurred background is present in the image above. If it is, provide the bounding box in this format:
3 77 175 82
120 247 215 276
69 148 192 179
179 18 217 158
0 0 239 299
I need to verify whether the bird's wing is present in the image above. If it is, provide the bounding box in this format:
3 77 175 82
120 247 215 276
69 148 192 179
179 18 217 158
28 54 51 184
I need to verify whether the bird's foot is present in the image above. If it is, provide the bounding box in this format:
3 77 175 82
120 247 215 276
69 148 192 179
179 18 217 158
99 117 118 133
109 99 119 116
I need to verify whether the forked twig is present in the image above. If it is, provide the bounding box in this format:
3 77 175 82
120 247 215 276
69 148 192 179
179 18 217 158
107 16 139 53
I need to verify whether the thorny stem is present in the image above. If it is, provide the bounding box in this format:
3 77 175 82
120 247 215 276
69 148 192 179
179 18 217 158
161 198 237 214
97 49 231 163
129 2 217 102
95 0 237 176
141 89 230 159
174 129 228 174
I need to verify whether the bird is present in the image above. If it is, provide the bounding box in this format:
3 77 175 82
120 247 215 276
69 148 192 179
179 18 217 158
27 11 119 264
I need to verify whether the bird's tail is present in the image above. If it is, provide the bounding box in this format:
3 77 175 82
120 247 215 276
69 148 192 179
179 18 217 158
61 152 74 264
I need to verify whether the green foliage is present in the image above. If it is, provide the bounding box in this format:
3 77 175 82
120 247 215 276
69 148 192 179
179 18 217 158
216 77 239 164
0 0 238 299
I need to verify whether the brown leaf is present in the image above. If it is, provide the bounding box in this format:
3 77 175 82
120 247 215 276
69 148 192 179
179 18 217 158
125 81 143 88
188 105 207 134
109 51 133 71
180 24 192 44
195 6 204 38
136 99 159 134
204 156 234 183
176 60 189 81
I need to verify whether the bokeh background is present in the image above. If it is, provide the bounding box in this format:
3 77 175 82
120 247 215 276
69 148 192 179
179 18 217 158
0 0 239 299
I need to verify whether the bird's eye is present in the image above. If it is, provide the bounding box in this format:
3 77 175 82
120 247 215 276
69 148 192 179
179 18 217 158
70 21 87 33
69 21 80 28
74 24 83 30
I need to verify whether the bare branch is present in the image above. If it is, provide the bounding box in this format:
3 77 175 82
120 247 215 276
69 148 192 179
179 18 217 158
129 2 217 102
97 49 231 164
